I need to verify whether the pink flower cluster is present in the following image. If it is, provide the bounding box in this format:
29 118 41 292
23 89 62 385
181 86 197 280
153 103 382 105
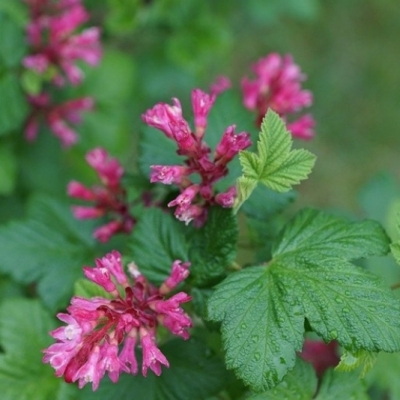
25 93 93 147
242 53 315 139
43 251 192 390
22 0 101 147
23 0 101 86
142 89 252 225
68 148 135 242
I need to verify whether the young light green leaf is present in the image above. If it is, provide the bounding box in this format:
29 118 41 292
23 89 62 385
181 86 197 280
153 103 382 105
77 338 227 400
272 208 390 261
189 207 238 286
0 195 96 311
234 176 258 212
316 369 368 400
336 349 377 377
238 110 316 193
248 358 317 399
0 298 72 400
129 208 190 284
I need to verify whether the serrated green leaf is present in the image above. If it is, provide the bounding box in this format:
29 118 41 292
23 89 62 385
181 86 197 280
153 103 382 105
316 369 368 400
77 338 227 400
272 208 390 261
207 209 400 392
238 110 316 193
336 349 377 377
0 195 96 311
0 298 70 400
189 207 238 286
248 358 317 399
0 73 28 135
129 208 190 284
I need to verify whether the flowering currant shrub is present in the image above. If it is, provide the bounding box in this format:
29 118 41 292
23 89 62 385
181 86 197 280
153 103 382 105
0 1 400 400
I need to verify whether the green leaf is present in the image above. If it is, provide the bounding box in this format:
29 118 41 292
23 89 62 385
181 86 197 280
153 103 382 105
0 195 96 311
0 73 28 136
242 185 297 220
234 176 257 212
316 369 368 400
189 207 238 286
391 242 400 265
74 278 112 299
336 349 377 377
78 338 227 400
368 352 400 399
0 144 17 195
0 12 27 67
238 110 316 193
248 358 317 399
0 298 71 400
272 208 390 261
207 209 400 392
129 208 190 284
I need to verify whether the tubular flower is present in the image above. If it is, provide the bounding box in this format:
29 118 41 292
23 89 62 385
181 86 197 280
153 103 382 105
68 148 135 242
25 93 93 147
23 0 101 85
142 88 252 226
43 251 192 390
241 53 315 139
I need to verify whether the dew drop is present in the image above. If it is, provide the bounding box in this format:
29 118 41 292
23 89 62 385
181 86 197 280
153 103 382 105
241 323 247 329
254 352 261 361
251 335 259 343
335 296 343 304
330 330 338 339
342 307 350 313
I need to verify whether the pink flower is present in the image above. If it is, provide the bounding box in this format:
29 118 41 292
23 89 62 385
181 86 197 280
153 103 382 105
68 148 135 243
142 88 252 225
286 114 315 140
299 340 339 377
23 0 102 86
43 251 192 390
210 75 231 96
191 89 215 135
241 53 315 139
141 333 169 377
150 165 189 185
215 186 237 208
25 94 93 147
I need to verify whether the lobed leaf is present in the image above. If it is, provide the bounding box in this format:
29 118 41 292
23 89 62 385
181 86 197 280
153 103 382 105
207 209 399 392
272 208 390 261
238 110 316 193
